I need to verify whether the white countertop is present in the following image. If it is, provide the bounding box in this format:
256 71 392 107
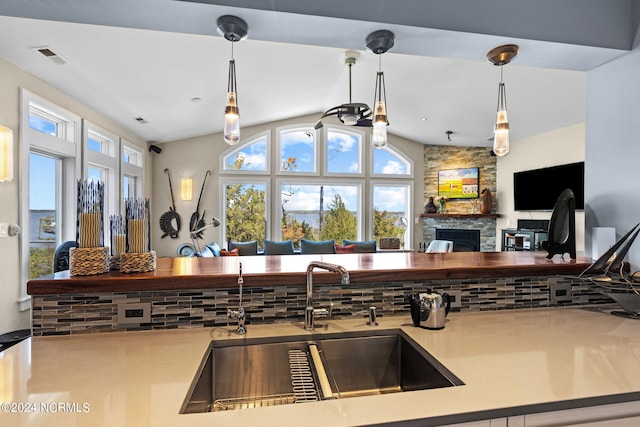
2 307 640 426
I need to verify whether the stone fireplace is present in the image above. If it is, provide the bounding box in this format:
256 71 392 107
436 228 481 251
422 214 497 251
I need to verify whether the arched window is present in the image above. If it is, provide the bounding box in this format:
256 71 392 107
221 131 270 173
372 143 412 177
277 125 317 174
325 126 364 176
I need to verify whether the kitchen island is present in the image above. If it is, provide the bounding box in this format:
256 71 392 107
2 308 640 426
26 252 608 336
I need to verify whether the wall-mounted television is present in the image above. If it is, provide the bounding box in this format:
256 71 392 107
513 162 584 211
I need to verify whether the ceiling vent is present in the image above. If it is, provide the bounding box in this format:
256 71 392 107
32 46 67 65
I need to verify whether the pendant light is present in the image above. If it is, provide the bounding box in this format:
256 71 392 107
366 30 394 149
217 15 248 145
487 44 518 157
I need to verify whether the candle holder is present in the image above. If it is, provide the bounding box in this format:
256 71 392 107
70 180 110 275
120 198 156 273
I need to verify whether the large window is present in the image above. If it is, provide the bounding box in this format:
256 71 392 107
219 123 413 249
279 181 362 247
19 89 146 310
372 184 411 248
20 89 81 310
222 179 269 248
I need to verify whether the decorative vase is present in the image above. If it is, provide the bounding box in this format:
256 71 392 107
479 188 492 214
425 197 437 213
438 199 446 213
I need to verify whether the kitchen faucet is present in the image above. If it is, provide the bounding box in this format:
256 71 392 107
305 261 350 330
227 262 246 334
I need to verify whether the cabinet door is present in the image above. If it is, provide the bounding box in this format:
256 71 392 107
522 401 640 426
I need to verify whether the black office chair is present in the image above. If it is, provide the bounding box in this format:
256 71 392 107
541 188 576 259
53 240 78 272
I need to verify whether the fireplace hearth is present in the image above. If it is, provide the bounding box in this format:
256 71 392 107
436 228 481 252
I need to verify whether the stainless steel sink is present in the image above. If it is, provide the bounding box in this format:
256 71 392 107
181 329 463 414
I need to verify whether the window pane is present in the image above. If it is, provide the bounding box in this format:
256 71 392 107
29 152 58 278
225 183 266 247
373 146 410 175
373 185 409 248
281 184 358 245
224 136 267 171
87 166 103 182
29 111 58 136
88 137 103 153
280 129 316 173
326 129 361 174
123 175 134 200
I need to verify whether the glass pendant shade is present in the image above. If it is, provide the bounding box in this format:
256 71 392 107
372 101 388 148
224 59 240 145
493 82 509 156
372 71 388 149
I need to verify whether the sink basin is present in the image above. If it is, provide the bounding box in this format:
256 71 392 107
181 329 463 413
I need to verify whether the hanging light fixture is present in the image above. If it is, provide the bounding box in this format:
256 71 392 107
366 30 394 149
314 51 372 130
217 15 248 145
487 44 518 157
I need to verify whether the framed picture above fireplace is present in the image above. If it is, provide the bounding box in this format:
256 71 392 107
438 167 479 199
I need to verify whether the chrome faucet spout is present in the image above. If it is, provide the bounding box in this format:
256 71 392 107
227 262 246 334
305 261 350 330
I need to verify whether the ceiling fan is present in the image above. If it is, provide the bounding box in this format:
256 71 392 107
314 52 372 130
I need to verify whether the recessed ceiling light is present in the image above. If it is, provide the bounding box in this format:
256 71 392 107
420 117 428 121
135 117 148 124
191 97 202 103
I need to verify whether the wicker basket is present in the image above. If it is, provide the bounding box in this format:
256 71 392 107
379 237 401 250
120 251 156 273
69 247 110 276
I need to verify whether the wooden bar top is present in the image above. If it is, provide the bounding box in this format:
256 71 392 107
27 252 593 295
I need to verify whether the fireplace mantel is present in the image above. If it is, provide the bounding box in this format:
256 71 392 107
420 213 500 219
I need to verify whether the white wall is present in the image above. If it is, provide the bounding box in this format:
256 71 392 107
150 113 425 257
585 29 640 269
0 57 151 335
496 123 586 253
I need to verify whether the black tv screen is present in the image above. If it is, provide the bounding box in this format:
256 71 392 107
513 162 584 211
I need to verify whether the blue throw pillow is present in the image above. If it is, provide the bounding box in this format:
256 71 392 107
228 240 258 256
300 239 336 254
264 239 295 255
343 240 377 253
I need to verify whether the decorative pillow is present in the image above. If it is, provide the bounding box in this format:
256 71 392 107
227 240 258 256
264 239 295 255
220 248 239 256
335 244 356 254
300 239 336 254
343 239 377 253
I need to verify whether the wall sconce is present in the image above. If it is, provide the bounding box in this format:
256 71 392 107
366 30 394 149
217 15 248 146
181 178 193 201
487 44 518 157
0 125 13 182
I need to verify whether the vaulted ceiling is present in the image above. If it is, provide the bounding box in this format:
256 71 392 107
0 1 635 147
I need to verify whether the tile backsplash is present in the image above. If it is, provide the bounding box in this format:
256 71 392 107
31 275 611 336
